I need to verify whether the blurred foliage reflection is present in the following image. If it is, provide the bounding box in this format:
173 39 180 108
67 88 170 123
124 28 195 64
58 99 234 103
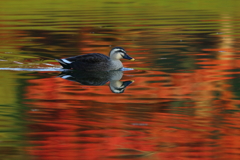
0 0 240 160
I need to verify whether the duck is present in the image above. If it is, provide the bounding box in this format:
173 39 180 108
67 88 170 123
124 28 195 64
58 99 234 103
58 70 134 93
56 47 134 71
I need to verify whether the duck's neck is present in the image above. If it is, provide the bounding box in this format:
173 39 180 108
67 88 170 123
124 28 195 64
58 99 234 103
110 60 123 70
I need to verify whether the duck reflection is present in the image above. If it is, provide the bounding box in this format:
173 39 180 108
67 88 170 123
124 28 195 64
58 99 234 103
58 70 134 93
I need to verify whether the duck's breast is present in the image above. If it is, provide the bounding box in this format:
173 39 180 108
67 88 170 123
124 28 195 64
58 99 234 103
109 60 123 70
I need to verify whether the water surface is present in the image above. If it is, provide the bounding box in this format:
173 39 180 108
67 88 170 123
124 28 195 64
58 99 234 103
0 0 240 160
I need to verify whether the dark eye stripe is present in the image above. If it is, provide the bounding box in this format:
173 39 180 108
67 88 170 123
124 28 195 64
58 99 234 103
119 50 126 54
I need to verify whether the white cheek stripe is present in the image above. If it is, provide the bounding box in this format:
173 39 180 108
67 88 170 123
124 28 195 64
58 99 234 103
116 53 123 59
62 59 71 64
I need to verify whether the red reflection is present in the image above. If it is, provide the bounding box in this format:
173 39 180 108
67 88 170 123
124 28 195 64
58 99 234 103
24 62 240 160
22 23 240 160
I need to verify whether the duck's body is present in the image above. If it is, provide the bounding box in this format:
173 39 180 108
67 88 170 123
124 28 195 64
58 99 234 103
56 47 134 71
58 53 112 71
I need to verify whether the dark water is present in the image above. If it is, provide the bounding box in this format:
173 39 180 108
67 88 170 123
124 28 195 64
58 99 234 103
0 0 240 160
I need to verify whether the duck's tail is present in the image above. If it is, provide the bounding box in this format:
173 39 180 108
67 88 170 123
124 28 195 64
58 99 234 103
55 58 72 69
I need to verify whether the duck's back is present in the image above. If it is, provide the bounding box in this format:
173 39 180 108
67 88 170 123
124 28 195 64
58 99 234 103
67 53 111 71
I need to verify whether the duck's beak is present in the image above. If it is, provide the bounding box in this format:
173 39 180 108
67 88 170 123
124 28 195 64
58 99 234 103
122 80 134 87
123 54 135 61
130 58 135 61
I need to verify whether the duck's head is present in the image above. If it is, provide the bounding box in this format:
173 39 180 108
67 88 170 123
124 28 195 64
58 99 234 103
109 47 135 61
109 80 134 93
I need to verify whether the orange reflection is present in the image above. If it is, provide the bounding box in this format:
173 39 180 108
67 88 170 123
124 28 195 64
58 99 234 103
18 16 240 160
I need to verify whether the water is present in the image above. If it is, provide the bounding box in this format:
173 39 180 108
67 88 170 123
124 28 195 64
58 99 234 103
0 0 240 160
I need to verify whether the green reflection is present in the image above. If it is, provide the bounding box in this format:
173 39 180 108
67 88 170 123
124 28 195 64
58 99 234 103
0 71 30 159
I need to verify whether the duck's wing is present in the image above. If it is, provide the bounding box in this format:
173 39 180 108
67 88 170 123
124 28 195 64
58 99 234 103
67 53 110 63
70 53 111 71
56 53 110 70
